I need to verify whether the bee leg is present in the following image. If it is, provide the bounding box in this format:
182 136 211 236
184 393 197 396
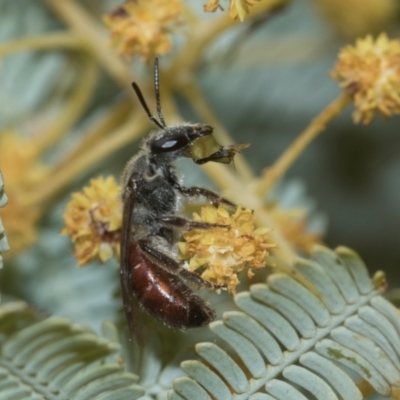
157 215 229 230
178 186 237 210
179 268 226 290
138 238 225 290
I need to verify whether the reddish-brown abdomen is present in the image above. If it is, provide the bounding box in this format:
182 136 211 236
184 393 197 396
129 243 215 328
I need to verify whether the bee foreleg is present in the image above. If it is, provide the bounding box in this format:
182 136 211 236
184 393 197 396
178 186 237 210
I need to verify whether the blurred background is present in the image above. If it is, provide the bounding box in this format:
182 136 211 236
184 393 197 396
0 0 400 337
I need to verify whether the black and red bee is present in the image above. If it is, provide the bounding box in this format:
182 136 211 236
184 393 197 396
120 58 248 341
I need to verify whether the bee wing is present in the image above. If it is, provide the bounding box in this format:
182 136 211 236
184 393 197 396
120 181 145 344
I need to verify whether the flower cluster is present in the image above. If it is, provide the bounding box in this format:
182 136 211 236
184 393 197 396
204 0 262 21
103 0 183 61
331 33 400 124
62 176 122 266
0 130 47 189
0 130 48 253
179 205 275 293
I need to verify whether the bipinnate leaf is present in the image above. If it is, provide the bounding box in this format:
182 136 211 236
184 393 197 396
169 245 400 400
0 300 145 400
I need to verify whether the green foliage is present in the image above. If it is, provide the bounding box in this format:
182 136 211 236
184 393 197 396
0 301 145 400
170 246 400 400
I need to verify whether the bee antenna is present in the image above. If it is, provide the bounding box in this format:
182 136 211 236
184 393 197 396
131 82 165 130
154 58 166 128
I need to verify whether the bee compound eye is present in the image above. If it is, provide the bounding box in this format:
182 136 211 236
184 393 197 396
151 133 190 154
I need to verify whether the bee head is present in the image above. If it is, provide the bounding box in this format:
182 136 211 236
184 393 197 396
132 58 248 166
148 123 249 165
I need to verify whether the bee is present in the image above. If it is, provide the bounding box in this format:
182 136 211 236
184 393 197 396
120 58 248 341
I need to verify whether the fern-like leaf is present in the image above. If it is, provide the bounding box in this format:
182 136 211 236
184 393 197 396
169 245 400 400
0 301 145 400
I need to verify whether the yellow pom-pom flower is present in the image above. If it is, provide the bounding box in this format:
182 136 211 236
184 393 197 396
103 0 183 61
179 205 275 293
62 176 122 266
0 130 48 254
204 0 262 21
331 33 400 124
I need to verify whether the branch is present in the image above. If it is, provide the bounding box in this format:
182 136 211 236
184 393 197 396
22 111 150 208
256 92 351 195
45 0 134 89
36 55 99 154
0 32 83 54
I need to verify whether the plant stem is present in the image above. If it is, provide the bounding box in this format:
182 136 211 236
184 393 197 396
22 112 150 208
256 92 351 196
178 81 254 181
169 0 289 79
0 32 83 55
53 100 131 172
45 0 134 89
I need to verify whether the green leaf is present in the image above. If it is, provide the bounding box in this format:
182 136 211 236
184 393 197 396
0 300 145 400
170 246 400 399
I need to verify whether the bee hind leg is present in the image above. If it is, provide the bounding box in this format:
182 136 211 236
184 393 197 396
138 238 225 290
157 215 229 230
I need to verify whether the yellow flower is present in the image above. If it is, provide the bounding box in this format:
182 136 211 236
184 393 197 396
179 205 275 293
0 130 48 254
204 0 222 13
0 130 47 190
267 202 322 255
204 0 262 21
331 33 400 124
103 0 183 61
62 176 123 266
